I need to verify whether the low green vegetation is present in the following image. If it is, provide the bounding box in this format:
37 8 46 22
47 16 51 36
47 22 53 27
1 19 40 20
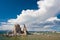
0 33 60 40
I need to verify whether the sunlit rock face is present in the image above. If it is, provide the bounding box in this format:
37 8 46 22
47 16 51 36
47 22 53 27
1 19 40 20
23 24 27 35
13 24 27 35
15 24 21 33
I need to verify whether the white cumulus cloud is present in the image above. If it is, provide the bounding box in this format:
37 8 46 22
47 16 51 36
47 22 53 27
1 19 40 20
8 0 60 24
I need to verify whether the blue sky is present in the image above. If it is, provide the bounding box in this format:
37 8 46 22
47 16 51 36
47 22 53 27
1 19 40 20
0 0 39 22
0 0 60 31
0 0 60 22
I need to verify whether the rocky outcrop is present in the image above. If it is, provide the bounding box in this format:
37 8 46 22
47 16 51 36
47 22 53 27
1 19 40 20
13 24 28 35
14 24 21 35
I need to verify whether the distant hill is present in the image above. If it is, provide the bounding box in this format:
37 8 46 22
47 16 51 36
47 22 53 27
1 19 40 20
0 30 11 34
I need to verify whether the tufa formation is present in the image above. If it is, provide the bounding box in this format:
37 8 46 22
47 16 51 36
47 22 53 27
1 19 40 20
13 24 27 36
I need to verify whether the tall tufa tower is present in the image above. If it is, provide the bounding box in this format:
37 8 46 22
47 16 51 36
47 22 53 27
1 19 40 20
23 24 27 35
14 24 21 35
13 24 28 36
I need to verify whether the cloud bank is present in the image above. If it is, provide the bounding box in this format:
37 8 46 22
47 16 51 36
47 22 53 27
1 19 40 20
8 0 60 24
0 0 60 31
